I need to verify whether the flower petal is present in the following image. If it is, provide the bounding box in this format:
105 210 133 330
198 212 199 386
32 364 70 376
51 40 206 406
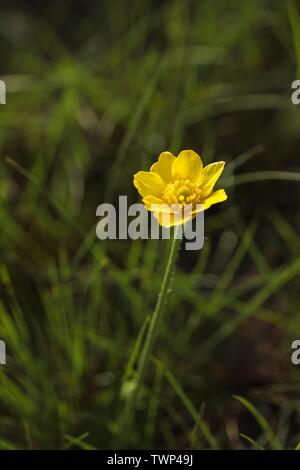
172 150 203 182
153 205 195 227
153 211 185 227
133 171 165 198
150 151 176 183
203 189 227 210
192 203 205 215
200 161 225 196
143 196 173 213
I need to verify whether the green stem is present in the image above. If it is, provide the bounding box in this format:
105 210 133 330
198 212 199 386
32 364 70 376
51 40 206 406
118 225 182 441
135 225 182 387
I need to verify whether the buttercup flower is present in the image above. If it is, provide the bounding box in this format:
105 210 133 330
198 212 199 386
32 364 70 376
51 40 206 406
133 149 227 226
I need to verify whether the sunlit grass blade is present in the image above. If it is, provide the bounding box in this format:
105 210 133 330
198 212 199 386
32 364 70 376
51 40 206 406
234 395 281 450
165 368 219 450
240 433 264 450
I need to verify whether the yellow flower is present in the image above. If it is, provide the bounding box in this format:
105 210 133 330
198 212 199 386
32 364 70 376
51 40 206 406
133 150 227 227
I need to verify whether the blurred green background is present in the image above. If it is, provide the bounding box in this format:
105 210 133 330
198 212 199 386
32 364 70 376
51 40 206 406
1 0 300 450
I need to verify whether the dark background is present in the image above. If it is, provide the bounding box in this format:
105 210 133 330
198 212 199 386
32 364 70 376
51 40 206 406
0 0 300 450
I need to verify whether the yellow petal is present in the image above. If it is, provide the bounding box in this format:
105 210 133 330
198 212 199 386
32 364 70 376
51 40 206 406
143 196 173 213
153 205 194 227
200 161 225 197
150 151 176 183
133 171 165 198
171 150 203 182
153 211 183 227
203 189 227 210
192 204 205 215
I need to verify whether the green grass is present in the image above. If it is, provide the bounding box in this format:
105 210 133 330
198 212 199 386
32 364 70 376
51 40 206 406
0 0 300 450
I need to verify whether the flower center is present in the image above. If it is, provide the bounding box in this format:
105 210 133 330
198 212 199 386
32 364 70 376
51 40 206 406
163 179 202 206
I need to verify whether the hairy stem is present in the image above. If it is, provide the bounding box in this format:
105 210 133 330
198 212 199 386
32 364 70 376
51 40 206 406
118 225 182 442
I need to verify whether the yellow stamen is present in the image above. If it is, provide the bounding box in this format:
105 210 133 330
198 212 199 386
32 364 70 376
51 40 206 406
163 179 202 206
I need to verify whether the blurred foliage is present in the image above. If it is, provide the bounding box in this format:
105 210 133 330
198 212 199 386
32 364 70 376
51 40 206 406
0 0 300 450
